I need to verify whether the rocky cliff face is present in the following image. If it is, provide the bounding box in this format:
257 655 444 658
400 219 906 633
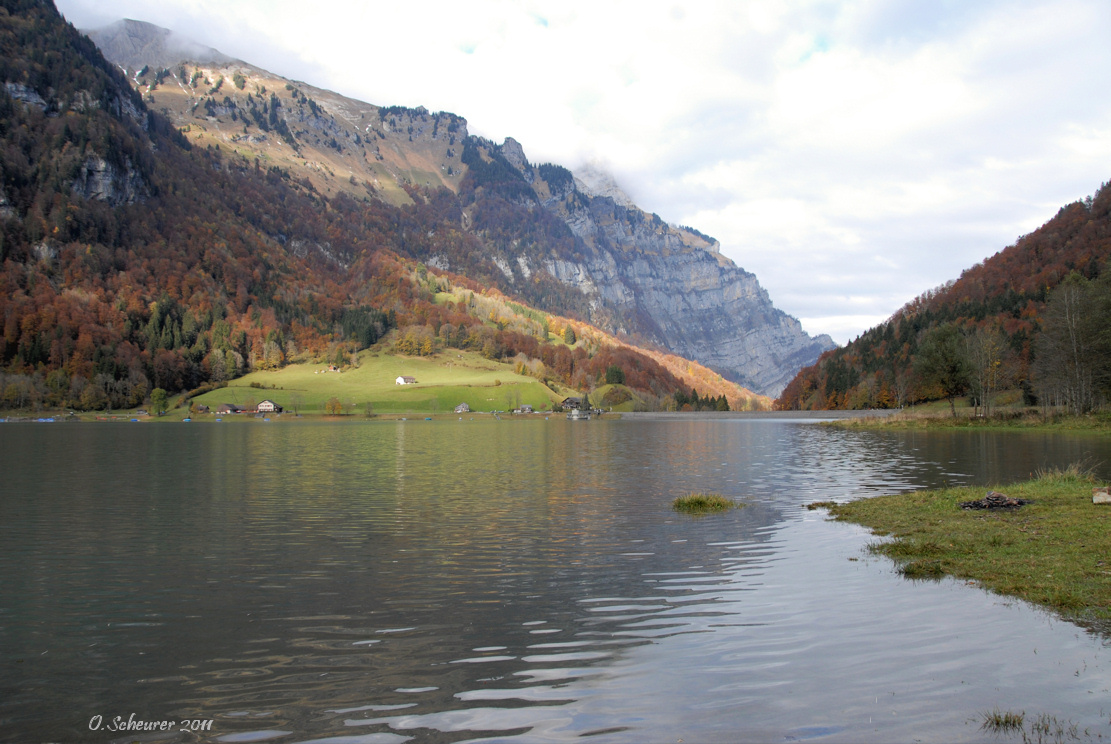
70 156 147 205
86 21 834 398
456 138 836 397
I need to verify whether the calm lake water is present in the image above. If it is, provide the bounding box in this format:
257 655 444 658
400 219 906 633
2 418 1111 744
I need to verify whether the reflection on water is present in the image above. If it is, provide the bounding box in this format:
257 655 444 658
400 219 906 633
1 419 1110 743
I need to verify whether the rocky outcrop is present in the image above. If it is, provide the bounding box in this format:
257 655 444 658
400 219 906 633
4 82 47 110
573 162 638 209
0 184 14 219
70 156 147 205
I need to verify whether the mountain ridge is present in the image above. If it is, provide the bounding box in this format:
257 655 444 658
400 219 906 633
87 18 234 71
0 1 772 413
81 17 835 396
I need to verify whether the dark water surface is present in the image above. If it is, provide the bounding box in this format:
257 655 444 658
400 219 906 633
2 419 1110 743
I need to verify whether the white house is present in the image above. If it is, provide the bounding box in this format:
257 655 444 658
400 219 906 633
257 400 282 413
395 376 417 385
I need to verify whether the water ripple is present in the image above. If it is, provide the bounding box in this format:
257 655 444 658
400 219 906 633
3 421 1111 743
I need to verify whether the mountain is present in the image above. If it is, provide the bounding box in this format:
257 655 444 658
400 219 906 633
81 18 835 397
85 18 233 71
0 1 766 412
776 182 1111 411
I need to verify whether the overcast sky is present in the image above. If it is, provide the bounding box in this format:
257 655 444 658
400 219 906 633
55 0 1111 344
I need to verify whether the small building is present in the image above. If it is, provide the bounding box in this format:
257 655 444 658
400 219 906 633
193 404 210 414
257 400 283 413
561 397 582 410
515 404 534 414
396 376 418 385
216 403 242 414
454 402 471 414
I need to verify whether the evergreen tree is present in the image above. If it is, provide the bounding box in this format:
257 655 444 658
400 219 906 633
914 324 971 417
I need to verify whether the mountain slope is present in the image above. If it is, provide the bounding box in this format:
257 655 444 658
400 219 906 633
83 18 835 396
458 137 835 398
776 182 1111 410
0 1 766 412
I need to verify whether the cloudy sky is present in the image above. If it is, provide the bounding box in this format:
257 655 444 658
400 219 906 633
55 0 1111 344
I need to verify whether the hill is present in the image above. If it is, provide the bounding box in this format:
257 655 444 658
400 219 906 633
0 1 766 414
776 182 1111 412
80 16 834 397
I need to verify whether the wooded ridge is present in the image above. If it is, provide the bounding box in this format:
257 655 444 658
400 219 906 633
776 183 1111 413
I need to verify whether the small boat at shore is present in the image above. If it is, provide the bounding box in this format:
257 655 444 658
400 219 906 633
566 408 591 421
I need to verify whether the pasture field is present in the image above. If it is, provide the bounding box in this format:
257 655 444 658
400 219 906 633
192 349 567 415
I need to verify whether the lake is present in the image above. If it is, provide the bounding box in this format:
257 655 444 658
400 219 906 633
2 417 1110 743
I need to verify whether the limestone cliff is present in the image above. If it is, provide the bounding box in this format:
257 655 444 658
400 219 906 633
457 139 835 396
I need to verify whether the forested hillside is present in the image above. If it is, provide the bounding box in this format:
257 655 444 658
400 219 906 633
0 0 763 412
776 183 1111 413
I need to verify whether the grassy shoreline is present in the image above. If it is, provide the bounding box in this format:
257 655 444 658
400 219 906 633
813 465 1111 634
0 409 574 423
824 407 1111 432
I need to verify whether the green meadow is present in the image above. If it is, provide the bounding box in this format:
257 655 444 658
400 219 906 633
191 349 569 416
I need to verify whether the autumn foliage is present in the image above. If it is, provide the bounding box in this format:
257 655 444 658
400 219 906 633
776 183 1111 411
0 2 759 413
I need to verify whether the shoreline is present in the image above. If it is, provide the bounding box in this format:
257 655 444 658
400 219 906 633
616 409 900 421
0 408 903 423
819 466 1111 635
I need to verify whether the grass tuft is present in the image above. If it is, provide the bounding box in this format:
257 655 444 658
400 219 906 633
898 559 945 580
1033 461 1098 484
672 493 736 514
980 708 1025 736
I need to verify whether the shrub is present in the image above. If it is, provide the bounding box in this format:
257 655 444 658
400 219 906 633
602 386 631 406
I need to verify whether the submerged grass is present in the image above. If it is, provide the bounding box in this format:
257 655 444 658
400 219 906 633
817 464 1111 632
672 493 736 514
979 709 1091 744
980 709 1025 737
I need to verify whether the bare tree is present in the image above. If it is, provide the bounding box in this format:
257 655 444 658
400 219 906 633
1034 275 1110 414
893 368 911 409
966 325 1010 418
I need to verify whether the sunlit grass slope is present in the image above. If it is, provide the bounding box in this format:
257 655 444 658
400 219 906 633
193 349 564 414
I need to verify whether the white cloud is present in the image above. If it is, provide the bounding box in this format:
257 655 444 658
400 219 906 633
56 0 1111 344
